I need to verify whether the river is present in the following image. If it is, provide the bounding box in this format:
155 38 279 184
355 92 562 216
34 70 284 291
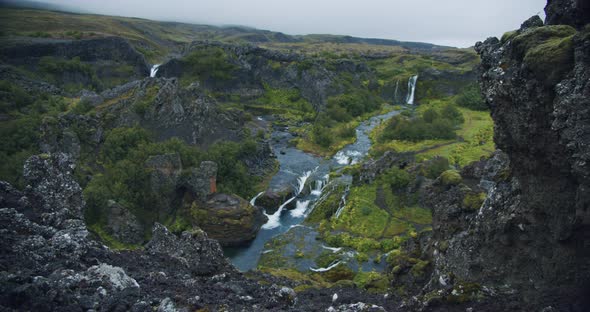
224 108 399 271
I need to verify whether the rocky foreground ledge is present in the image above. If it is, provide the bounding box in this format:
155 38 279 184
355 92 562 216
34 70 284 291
0 153 394 311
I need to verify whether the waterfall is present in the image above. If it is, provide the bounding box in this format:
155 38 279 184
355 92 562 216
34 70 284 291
250 191 264 206
311 180 324 196
290 200 310 218
334 184 350 219
150 64 161 78
394 79 400 103
406 75 418 105
262 168 316 230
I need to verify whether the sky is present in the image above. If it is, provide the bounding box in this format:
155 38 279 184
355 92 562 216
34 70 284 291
42 0 547 48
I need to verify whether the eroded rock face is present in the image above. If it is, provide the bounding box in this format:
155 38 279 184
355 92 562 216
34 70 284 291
22 153 85 228
103 77 244 147
408 4 590 310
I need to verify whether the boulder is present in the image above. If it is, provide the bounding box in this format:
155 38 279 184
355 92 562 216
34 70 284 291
105 200 144 245
192 193 268 246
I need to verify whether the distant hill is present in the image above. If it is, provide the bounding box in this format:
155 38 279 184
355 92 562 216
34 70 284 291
0 3 452 62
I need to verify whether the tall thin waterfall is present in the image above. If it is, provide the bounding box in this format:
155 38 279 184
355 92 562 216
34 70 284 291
406 75 418 105
394 79 400 103
150 64 161 78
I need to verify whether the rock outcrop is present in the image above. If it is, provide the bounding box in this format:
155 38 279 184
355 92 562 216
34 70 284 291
397 3 590 310
1 152 395 311
192 193 268 246
101 77 245 147
0 37 149 92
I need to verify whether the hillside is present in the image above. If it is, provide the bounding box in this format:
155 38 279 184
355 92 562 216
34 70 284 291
0 6 453 63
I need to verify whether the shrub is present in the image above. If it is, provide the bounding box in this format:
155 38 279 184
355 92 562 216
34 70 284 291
440 170 462 186
456 84 487 110
420 157 450 179
382 167 411 191
182 47 238 82
422 108 439 123
379 115 456 142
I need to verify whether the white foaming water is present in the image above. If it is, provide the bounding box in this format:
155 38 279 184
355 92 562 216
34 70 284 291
250 191 264 206
262 169 316 230
334 150 362 165
334 151 350 165
322 245 342 253
334 185 350 219
310 260 341 272
406 75 418 105
262 197 296 230
150 64 161 78
290 200 310 218
311 180 324 196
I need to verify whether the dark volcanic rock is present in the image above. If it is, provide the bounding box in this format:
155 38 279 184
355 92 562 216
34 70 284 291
22 153 85 228
102 77 244 147
545 0 590 29
105 200 144 245
403 5 590 311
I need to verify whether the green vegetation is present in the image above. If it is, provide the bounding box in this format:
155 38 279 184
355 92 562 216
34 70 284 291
510 25 576 85
455 84 486 110
377 103 463 144
84 126 263 236
371 97 494 166
180 47 238 85
463 192 486 211
440 170 462 186
0 81 70 187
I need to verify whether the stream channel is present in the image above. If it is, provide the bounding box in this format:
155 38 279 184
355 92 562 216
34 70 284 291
224 108 400 271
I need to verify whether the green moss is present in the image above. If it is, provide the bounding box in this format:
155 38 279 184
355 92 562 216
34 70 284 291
509 25 576 85
133 85 159 116
353 271 389 292
501 30 518 43
88 224 142 250
440 170 462 186
463 192 486 211
410 259 430 277
445 282 482 304
321 265 355 282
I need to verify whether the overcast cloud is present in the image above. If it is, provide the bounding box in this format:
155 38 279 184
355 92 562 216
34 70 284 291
43 0 547 47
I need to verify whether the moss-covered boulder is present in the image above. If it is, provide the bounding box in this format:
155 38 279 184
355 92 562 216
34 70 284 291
511 25 576 85
439 170 462 186
190 193 268 246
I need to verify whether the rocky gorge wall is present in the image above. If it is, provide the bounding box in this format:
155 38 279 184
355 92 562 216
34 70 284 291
397 1 590 310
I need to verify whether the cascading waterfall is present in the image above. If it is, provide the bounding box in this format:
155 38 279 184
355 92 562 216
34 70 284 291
334 184 350 219
290 200 310 218
262 168 316 229
150 64 161 78
250 191 264 206
406 75 418 105
311 180 324 196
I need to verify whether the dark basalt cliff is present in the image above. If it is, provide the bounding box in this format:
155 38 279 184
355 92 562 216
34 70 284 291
392 1 590 310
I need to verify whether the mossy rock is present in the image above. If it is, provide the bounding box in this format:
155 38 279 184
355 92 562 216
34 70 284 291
524 35 574 86
501 30 518 44
512 25 576 58
510 25 576 85
440 170 462 186
462 192 486 211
